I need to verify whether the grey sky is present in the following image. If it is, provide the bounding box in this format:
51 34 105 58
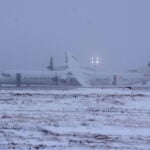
0 0 150 72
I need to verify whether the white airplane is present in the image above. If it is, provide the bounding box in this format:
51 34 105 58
0 52 81 87
67 55 150 87
0 52 149 87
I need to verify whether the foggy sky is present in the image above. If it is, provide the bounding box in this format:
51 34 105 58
0 0 150 72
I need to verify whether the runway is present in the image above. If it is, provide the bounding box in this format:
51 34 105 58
0 87 150 149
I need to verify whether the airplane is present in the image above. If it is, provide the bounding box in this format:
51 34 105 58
66 54 150 87
0 52 81 87
45 52 150 87
0 52 150 87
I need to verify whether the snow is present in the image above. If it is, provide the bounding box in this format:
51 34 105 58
0 87 150 150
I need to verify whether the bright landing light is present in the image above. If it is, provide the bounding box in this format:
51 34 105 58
91 56 100 64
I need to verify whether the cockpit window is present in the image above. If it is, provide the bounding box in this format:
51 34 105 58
1 73 11 77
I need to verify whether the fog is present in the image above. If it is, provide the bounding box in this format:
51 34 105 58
0 0 150 72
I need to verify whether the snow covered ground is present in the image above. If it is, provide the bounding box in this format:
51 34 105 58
0 87 150 150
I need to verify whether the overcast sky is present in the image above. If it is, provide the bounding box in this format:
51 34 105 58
0 0 150 72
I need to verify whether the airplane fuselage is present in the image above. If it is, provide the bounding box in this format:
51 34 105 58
83 70 150 86
0 70 80 86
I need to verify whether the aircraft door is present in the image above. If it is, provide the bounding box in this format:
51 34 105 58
113 75 117 85
16 73 21 87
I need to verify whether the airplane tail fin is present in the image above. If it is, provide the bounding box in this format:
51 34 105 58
145 62 150 74
66 51 89 86
47 56 54 70
141 62 150 73
66 51 80 69
129 62 150 74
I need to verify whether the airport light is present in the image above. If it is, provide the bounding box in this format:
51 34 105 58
91 56 100 64
95 57 99 64
91 56 100 71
